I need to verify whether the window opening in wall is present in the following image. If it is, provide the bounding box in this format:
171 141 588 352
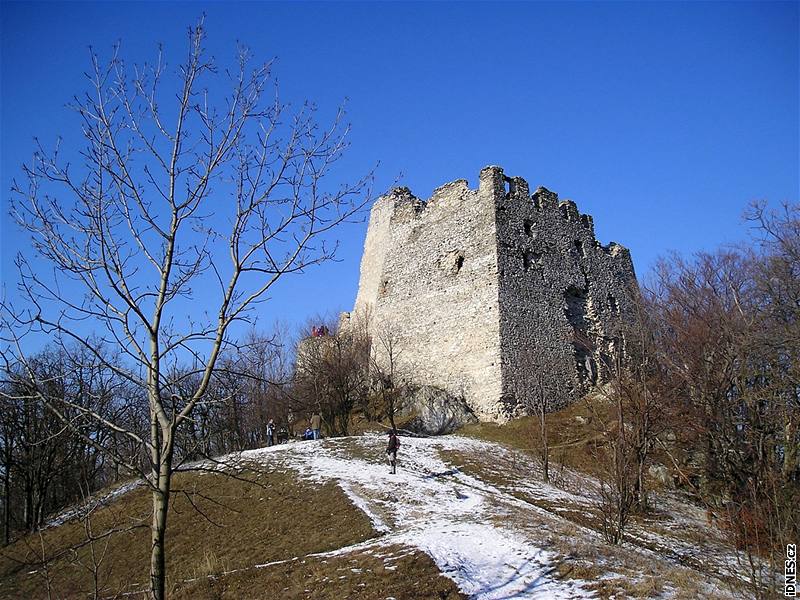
523 219 534 236
560 204 570 220
379 278 390 298
563 286 596 385
503 178 511 195
582 355 598 385
574 239 585 257
607 294 618 314
442 250 465 276
522 249 542 271
564 286 588 329
523 250 533 271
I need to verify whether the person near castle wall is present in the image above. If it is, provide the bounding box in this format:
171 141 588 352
266 419 275 447
310 325 329 337
310 413 321 440
386 429 400 474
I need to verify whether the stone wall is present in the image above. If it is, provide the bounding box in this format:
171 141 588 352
344 166 638 422
488 167 637 415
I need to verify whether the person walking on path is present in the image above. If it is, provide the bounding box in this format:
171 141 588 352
266 419 275 447
310 413 322 440
386 429 400 474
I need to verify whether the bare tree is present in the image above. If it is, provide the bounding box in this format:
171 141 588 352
69 484 113 600
584 288 667 542
589 365 658 544
293 320 371 437
649 249 756 503
531 370 551 484
644 202 800 596
513 349 564 484
0 400 14 545
236 325 294 445
0 345 128 539
745 200 800 483
369 322 416 431
609 295 666 511
176 325 293 456
1 20 371 600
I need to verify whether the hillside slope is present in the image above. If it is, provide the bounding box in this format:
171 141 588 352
2 434 749 599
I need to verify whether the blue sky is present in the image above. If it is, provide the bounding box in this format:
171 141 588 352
1 1 798 342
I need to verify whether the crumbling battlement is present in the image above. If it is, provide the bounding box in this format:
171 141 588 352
344 166 638 422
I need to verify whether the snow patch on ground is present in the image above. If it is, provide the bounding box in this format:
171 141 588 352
239 435 595 599
50 433 749 598
338 481 391 534
44 479 145 529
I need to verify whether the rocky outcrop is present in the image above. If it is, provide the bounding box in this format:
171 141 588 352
403 387 477 436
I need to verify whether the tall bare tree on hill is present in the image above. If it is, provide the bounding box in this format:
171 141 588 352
512 346 565 484
1 20 372 600
369 322 416 431
293 318 372 437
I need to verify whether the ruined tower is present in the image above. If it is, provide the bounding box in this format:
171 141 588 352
343 166 638 422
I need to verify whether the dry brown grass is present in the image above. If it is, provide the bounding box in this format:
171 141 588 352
0 421 742 599
0 460 464 600
0 467 379 599
438 448 601 533
176 543 463 600
550 532 713 600
459 394 614 478
452 413 742 599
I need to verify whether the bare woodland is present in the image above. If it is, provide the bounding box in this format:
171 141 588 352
0 21 372 600
573 202 799 598
0 17 797 600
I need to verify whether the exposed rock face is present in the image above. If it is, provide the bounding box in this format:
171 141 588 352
344 166 638 422
648 464 674 488
403 386 478 436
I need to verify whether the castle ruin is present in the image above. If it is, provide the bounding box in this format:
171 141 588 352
342 166 638 422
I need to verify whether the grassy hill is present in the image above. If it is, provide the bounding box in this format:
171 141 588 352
0 416 758 599
0 456 459 599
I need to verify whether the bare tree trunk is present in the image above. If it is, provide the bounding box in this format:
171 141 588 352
539 401 549 483
636 454 646 509
388 398 397 431
784 414 798 480
149 434 173 600
24 481 33 532
2 448 10 545
231 395 241 451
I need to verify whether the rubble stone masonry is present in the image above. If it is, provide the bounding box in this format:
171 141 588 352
343 166 638 422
